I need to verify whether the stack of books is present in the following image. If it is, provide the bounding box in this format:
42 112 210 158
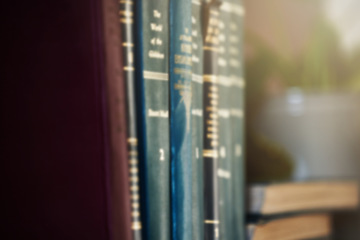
247 181 358 240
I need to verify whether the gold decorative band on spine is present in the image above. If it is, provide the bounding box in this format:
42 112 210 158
131 194 139 200
211 141 219 147
119 0 133 4
208 93 218 99
203 46 219 52
120 18 133 24
130 167 138 174
130 185 139 191
122 42 134 47
207 134 218 139
203 149 218 158
209 86 218 92
207 120 218 126
132 211 140 217
204 219 220 224
124 66 135 71
203 74 218 82
118 10 133 17
207 127 217 132
143 71 169 81
209 113 218 119
206 106 217 112
210 99 218 105
132 202 140 209
127 138 138 144
129 159 138 165
131 221 142 230
130 176 139 182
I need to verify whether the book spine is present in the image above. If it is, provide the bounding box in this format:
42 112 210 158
102 0 132 239
227 1 246 239
202 2 221 240
118 1 142 240
169 0 193 239
217 3 234 240
135 1 170 240
191 1 204 240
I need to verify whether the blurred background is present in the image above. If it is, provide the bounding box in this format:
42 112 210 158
244 0 360 238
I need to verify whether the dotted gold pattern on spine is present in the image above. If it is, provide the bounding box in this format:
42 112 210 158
119 0 142 234
203 6 221 240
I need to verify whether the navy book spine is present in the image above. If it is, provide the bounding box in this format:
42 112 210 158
169 0 193 240
202 1 222 239
118 0 142 239
191 0 205 240
135 0 171 239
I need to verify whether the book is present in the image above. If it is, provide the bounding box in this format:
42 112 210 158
247 214 332 240
2 0 132 239
118 0 142 239
202 1 222 239
227 0 246 239
169 0 193 240
191 0 205 240
135 1 171 240
248 181 359 215
217 2 234 240
103 0 133 239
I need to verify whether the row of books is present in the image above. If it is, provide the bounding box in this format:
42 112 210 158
4 0 359 240
2 0 244 239
107 0 246 240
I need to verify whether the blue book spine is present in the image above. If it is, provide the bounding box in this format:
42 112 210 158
135 0 171 240
169 0 193 240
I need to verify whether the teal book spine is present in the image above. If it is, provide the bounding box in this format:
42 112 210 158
202 1 222 239
217 3 234 240
135 1 170 240
191 1 204 240
118 1 142 239
227 0 246 239
169 0 193 239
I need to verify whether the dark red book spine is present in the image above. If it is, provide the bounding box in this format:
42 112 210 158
101 0 133 239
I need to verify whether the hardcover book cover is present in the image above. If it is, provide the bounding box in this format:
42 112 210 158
217 2 234 239
227 0 246 239
118 0 142 239
2 0 132 239
202 1 222 239
191 1 205 240
169 0 193 239
135 1 171 240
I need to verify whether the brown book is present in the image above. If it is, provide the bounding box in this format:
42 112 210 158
248 181 358 215
248 214 332 240
2 0 132 239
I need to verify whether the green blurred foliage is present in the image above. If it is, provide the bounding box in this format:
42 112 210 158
246 18 360 114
